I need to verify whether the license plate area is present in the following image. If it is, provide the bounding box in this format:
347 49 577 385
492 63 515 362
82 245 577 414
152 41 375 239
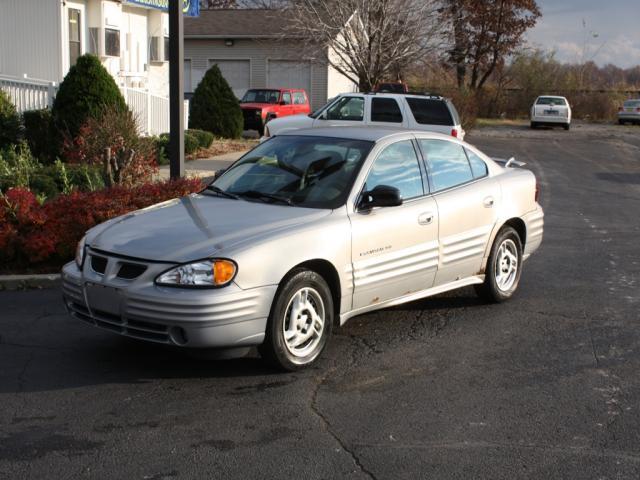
85 282 122 316
544 109 558 115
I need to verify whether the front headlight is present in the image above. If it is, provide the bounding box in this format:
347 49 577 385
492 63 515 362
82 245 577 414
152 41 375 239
75 235 86 268
155 259 237 288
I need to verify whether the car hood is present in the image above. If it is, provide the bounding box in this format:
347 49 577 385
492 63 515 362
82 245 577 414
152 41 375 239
267 114 314 135
88 194 330 263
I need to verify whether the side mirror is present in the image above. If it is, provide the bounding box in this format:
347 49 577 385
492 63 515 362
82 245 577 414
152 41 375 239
359 185 403 210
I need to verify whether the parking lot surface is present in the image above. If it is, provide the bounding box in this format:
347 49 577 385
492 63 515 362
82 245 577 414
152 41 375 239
1 123 639 479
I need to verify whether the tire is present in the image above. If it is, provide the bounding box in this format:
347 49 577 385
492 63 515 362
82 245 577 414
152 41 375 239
259 268 333 371
475 226 523 303
257 125 264 136
618 119 625 125
530 121 537 129
563 123 570 130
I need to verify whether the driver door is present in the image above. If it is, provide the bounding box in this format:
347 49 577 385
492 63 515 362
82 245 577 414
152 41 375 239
349 140 439 311
313 95 367 128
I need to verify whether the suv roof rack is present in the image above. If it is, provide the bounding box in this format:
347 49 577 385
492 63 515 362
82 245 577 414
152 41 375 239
357 91 443 99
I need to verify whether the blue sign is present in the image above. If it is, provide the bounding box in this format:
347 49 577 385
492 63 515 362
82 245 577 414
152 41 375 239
125 0 200 17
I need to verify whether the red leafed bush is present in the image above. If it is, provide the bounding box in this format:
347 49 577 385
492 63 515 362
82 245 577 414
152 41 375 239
0 178 204 271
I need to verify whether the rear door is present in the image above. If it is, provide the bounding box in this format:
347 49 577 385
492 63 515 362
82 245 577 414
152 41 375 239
418 138 499 286
292 91 309 115
367 97 407 128
349 139 439 310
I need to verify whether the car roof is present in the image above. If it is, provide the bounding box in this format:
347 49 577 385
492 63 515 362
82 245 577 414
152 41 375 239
537 95 567 99
339 92 445 100
278 126 457 143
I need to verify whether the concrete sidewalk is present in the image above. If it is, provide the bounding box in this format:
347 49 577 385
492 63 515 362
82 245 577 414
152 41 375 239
158 151 246 180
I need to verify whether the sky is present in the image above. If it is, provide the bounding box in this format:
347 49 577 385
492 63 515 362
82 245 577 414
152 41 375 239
526 0 640 68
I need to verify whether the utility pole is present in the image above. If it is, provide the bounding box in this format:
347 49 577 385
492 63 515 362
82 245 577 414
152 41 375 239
168 0 184 179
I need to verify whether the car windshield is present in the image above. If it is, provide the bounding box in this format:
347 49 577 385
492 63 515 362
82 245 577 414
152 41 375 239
623 100 640 107
241 89 281 104
211 136 374 209
536 97 567 106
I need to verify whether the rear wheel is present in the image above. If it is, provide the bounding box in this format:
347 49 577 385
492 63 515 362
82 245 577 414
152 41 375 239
259 269 333 371
618 119 625 125
475 226 523 303
563 123 570 130
530 121 537 129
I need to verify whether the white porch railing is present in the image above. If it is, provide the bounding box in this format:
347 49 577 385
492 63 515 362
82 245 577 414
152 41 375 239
0 74 188 136
0 74 57 112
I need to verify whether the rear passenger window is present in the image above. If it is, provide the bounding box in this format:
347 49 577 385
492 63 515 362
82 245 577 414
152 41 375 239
282 92 292 105
365 140 424 200
406 98 454 126
371 98 403 123
465 148 488 178
420 139 473 192
293 92 306 104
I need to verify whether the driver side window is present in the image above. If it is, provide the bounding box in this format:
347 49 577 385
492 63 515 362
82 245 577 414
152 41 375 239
326 96 365 121
364 141 424 200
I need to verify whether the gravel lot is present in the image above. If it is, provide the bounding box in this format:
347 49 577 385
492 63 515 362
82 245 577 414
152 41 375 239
1 123 639 479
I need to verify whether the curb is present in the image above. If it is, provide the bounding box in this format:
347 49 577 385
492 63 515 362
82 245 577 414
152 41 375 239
0 273 61 291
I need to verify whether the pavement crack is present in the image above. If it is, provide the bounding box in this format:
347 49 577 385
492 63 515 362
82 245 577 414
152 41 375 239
309 363 377 480
587 326 600 368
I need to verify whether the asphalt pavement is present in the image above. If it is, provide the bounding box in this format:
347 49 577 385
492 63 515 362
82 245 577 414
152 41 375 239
1 123 639 479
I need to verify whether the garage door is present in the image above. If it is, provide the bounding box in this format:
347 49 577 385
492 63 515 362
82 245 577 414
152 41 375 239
267 60 312 95
209 59 250 99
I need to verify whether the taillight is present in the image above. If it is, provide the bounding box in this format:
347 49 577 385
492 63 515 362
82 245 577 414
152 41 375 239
451 128 458 138
535 180 540 203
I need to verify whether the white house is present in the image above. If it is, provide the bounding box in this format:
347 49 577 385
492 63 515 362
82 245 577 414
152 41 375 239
0 0 170 96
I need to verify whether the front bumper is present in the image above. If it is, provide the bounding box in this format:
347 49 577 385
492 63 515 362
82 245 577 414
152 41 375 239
62 254 277 348
618 113 640 122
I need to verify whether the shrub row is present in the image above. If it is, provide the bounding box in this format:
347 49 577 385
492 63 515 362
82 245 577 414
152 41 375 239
0 143 104 200
154 129 215 165
0 178 204 271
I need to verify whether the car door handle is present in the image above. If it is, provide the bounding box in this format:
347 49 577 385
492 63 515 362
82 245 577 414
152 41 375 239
418 212 434 225
483 196 495 208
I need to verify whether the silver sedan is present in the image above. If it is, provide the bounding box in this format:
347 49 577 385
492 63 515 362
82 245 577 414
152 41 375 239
62 127 544 370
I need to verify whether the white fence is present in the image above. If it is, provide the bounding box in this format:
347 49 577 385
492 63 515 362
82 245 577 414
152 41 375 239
0 74 188 136
0 74 56 112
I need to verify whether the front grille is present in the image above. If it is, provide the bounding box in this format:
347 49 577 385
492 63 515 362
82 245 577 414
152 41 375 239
117 263 147 280
91 255 108 274
67 300 171 344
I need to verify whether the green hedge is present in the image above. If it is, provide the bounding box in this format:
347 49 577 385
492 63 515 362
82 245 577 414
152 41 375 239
189 64 243 139
22 109 58 163
0 90 20 149
187 129 214 149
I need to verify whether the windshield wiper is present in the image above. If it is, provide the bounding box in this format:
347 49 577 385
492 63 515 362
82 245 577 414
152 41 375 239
203 185 239 200
234 190 293 206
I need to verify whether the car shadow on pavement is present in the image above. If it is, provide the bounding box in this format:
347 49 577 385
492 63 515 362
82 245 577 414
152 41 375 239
595 172 640 185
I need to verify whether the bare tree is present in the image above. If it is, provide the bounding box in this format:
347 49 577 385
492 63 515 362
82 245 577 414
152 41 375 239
199 0 237 9
286 0 446 92
444 0 541 90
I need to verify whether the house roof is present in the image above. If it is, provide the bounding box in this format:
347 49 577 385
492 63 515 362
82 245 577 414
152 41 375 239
184 9 293 38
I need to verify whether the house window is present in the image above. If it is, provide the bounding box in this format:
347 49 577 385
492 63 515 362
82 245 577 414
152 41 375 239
164 37 170 62
68 9 81 67
105 28 120 57
150 37 161 62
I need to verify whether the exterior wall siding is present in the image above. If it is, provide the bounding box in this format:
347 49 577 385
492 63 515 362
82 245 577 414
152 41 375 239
184 38 330 109
0 0 62 82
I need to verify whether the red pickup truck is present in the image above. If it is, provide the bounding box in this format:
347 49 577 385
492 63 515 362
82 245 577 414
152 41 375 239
240 88 311 135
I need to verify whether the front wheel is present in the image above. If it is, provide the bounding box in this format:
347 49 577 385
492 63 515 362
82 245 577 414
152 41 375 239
259 269 333 371
475 227 523 303
530 121 537 129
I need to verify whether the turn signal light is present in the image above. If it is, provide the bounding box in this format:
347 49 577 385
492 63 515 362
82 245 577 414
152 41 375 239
213 260 236 285
451 128 458 138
